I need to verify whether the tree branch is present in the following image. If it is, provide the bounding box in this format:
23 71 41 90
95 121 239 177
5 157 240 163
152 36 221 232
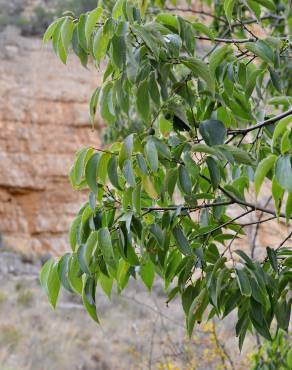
142 201 233 214
228 108 292 135
164 6 226 22
200 175 292 220
194 35 256 43
276 230 292 250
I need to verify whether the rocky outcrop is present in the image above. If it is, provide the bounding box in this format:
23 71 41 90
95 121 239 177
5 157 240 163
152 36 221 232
0 27 101 255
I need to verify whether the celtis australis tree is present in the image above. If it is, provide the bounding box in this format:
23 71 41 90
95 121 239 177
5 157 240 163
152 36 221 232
40 0 292 350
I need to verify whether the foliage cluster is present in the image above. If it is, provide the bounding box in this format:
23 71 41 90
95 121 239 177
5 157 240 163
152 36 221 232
41 0 292 350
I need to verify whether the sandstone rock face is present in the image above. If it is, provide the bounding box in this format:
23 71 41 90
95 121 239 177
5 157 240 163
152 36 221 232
0 27 101 255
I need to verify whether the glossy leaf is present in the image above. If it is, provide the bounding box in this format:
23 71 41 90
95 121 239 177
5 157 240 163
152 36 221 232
254 154 277 196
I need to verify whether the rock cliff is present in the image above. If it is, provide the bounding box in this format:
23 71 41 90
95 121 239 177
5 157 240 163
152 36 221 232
0 27 101 255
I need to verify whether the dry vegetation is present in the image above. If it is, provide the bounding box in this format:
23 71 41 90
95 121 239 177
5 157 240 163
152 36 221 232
0 251 252 370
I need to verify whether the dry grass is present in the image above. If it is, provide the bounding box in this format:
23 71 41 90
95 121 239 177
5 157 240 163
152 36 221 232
0 252 252 370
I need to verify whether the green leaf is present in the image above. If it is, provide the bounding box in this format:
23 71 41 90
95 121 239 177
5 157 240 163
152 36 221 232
85 152 101 195
254 154 277 196
69 215 82 252
107 155 121 190
99 273 113 299
235 268 252 297
206 157 220 189
84 231 99 272
280 130 291 154
178 165 192 195
209 45 233 77
156 13 178 29
82 276 99 323
181 57 215 94
85 6 103 44
245 40 274 64
275 155 292 192
59 17 74 64
217 145 254 165
250 300 272 340
140 259 155 291
149 224 164 247
136 153 148 175
68 253 82 295
77 14 88 51
132 24 159 58
93 27 109 64
99 82 116 123
140 0 149 18
235 250 255 270
97 152 110 185
112 0 125 19
285 192 292 223
183 152 200 179
192 22 215 40
116 259 130 291
71 147 93 187
40 259 60 309
145 140 158 173
247 0 261 19
43 18 63 43
98 227 115 268
256 0 276 11
173 226 192 256
199 120 227 146
58 254 73 292
177 16 195 55
224 0 236 24
245 68 265 98
72 26 88 66
272 176 284 216
111 35 126 69
89 88 100 124
132 183 141 214
123 159 136 188
119 134 134 168
272 115 292 148
142 175 158 199
187 287 209 337
148 72 160 106
192 144 221 158
40 259 52 292
266 247 278 272
137 80 150 122
287 349 292 368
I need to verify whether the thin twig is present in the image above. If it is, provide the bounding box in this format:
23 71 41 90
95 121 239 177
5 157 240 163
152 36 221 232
228 108 292 135
276 230 292 250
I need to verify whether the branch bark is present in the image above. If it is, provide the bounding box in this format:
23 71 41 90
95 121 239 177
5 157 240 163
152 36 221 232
228 108 292 135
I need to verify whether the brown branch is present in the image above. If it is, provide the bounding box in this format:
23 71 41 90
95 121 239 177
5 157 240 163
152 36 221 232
239 215 275 227
142 201 233 214
194 35 256 43
164 6 226 22
200 175 292 220
194 209 253 239
228 108 292 135
276 230 292 250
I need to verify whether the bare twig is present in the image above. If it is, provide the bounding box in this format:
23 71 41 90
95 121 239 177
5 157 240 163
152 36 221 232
276 230 292 250
228 109 292 135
